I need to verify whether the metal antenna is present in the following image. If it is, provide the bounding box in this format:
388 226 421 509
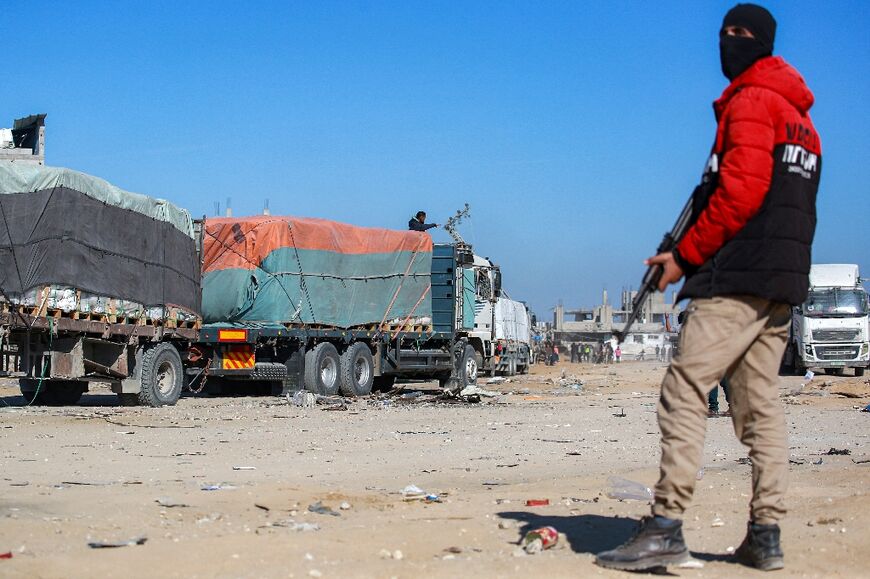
443 203 471 244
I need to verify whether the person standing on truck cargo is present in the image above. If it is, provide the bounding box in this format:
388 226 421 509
596 4 821 573
408 211 438 232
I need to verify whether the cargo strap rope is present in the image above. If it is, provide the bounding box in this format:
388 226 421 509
378 238 428 334
389 284 431 340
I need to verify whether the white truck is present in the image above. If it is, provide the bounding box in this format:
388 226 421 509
783 264 869 377
466 254 533 376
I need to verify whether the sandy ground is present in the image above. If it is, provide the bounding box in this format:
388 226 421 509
1 360 868 578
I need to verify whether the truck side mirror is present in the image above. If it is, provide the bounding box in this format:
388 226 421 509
493 268 502 298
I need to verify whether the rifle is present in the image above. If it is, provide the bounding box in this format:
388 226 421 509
615 195 694 344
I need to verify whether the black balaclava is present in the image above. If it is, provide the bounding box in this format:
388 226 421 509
719 3 777 81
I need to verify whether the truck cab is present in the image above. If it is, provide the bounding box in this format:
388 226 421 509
785 264 869 376
459 251 532 376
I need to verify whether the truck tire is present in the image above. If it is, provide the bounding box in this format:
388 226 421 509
19 379 86 406
339 342 374 397
459 344 479 388
304 342 340 395
828 368 844 377
856 367 865 377
137 343 184 407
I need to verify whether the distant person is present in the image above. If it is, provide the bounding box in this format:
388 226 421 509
614 345 622 363
570 343 579 363
408 211 438 232
655 344 661 361
596 4 821 573
708 377 731 417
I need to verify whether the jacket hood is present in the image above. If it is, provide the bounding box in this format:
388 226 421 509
714 56 814 117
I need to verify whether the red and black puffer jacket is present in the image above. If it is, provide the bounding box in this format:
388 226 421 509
675 56 821 306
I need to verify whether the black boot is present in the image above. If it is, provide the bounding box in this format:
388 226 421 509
595 516 689 571
733 521 784 571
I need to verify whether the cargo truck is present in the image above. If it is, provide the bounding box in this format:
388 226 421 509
0 115 533 404
782 264 868 377
0 115 201 406
188 215 532 396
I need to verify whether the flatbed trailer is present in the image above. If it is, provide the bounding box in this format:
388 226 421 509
1 307 198 406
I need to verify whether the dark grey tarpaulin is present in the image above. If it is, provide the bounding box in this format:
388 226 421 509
0 186 201 315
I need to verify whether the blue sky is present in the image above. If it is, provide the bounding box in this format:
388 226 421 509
5 1 868 317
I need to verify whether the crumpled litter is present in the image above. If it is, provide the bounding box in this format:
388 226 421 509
88 536 147 548
308 501 340 516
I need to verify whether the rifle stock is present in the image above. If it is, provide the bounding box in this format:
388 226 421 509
615 195 694 344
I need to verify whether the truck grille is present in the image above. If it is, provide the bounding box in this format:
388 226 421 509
815 346 860 360
812 329 859 342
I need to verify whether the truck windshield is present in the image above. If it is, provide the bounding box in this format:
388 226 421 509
803 288 868 317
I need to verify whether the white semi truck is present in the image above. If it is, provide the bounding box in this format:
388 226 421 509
783 264 869 377
464 254 533 376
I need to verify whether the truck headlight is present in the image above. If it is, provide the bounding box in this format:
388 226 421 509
862 343 869 357
804 344 814 358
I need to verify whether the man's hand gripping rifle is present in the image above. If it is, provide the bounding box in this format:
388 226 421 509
615 196 694 344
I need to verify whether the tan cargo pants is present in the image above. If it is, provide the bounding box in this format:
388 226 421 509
652 295 791 525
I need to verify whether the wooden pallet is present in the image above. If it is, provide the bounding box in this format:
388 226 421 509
2 302 200 330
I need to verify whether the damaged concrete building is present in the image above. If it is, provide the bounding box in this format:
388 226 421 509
553 289 681 360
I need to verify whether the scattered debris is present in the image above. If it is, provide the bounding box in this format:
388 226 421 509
155 497 189 508
711 517 725 527
60 480 111 486
485 377 507 384
676 558 705 569
339 501 352 510
825 448 851 456
0 552 12 560
613 407 626 418
522 526 559 554
232 466 257 470
830 383 870 398
268 520 320 532
606 476 653 501
308 501 340 517
803 370 815 382
525 499 550 507
444 546 463 554
88 536 147 549
459 385 499 398
736 457 752 466
290 390 317 408
201 484 236 491
401 484 441 503
379 549 403 560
